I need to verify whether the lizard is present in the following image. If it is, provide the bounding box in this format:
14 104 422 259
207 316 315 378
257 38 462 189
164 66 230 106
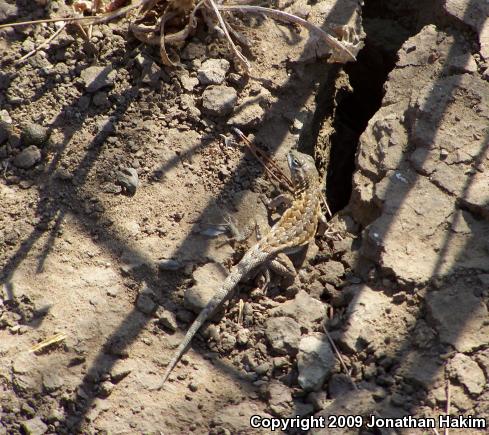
157 149 324 388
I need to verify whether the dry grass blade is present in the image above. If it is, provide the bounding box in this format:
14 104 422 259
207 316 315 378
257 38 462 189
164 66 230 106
29 332 67 354
0 0 152 30
16 21 66 64
159 5 178 66
217 4 357 62
207 0 251 71
322 320 357 390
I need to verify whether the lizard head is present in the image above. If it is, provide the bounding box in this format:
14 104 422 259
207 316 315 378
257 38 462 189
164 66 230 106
287 150 319 191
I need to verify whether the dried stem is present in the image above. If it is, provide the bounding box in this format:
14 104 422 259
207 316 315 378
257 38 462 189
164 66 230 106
322 321 358 390
217 4 356 62
16 22 67 64
207 0 251 71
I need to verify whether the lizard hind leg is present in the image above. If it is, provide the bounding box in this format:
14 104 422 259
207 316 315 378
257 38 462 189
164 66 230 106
269 253 296 287
256 253 296 294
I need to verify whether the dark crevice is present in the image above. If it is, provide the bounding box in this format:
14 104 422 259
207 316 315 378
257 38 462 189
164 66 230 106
320 0 452 214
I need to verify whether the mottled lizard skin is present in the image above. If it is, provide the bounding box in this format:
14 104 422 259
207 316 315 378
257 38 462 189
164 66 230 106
157 150 323 388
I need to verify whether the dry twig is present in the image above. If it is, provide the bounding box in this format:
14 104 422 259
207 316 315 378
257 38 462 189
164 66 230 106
17 22 67 64
0 0 358 68
322 320 357 390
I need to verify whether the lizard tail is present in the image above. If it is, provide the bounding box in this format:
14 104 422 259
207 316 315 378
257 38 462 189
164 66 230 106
159 304 213 387
158 247 272 389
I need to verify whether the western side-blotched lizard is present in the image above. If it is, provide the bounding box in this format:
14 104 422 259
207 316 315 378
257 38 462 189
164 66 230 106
158 150 323 387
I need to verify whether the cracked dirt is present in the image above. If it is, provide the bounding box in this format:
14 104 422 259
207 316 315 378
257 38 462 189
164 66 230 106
1 0 489 434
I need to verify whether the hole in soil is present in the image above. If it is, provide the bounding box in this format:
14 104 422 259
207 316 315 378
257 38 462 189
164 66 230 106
323 0 440 214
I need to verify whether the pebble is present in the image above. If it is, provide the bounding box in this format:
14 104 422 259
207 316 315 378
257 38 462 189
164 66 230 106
116 167 139 195
13 145 41 169
449 353 486 395
156 308 178 332
136 287 156 315
110 359 134 383
0 1 18 23
0 110 12 144
80 65 116 93
269 290 324 331
265 316 301 355
316 260 345 286
158 259 184 271
236 328 250 346
42 372 64 393
20 417 48 435
197 58 230 85
267 380 293 417
220 333 237 352
21 123 49 146
98 380 114 398
297 334 335 391
93 91 109 107
201 85 237 116
185 263 224 313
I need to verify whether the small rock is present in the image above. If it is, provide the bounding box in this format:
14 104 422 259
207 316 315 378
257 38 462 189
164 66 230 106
96 116 115 136
317 261 345 286
449 385 473 412
136 288 156 315
202 85 237 116
116 167 139 195
158 259 184 271
80 65 116 93
0 115 11 144
449 353 486 395
42 371 64 393
211 402 273 433
21 122 49 146
255 362 270 376
228 101 265 128
13 145 41 169
176 308 194 324
156 308 178 332
268 380 293 417
179 73 199 92
270 290 325 331
184 263 225 313
98 380 114 398
220 332 237 352
265 316 301 355
311 390 377 435
188 381 198 392
46 406 64 423
426 282 489 352
292 400 315 418
297 334 335 391
21 402 36 417
236 328 250 346
92 91 109 106
20 417 48 435
141 61 162 85
339 285 392 353
197 58 230 85
110 359 134 383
